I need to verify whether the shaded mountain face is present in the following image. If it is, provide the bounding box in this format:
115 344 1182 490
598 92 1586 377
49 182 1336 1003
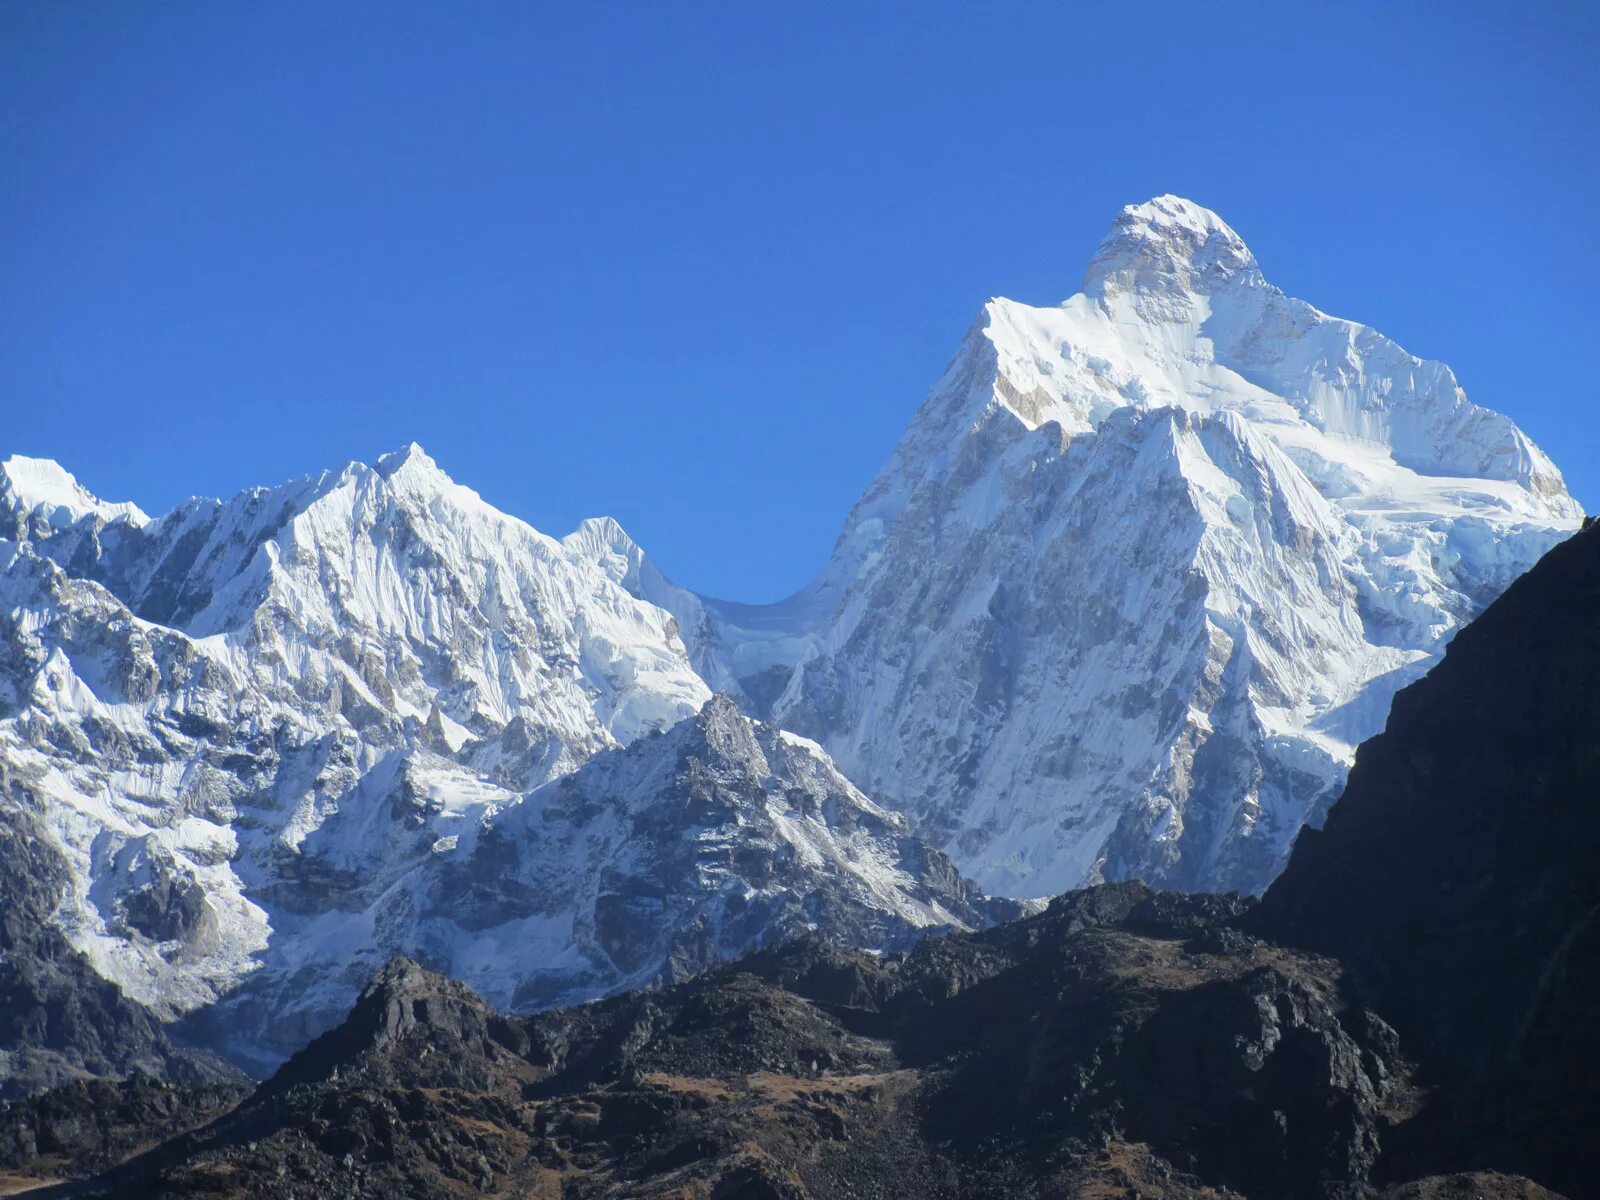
0 454 997 1077
1259 520 1600 1195
182 694 1012 1070
585 195 1580 898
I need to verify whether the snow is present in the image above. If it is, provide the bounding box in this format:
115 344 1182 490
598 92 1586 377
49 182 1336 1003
0 448 978 1071
1 455 149 527
586 195 1581 898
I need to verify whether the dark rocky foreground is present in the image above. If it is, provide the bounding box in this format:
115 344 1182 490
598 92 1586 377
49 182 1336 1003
7 523 1599 1198
0 764 248 1191
6 887 1569 1200
0 1075 245 1187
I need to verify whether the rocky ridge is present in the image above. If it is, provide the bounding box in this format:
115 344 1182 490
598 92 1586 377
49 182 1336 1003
32 887 1563 1200
1259 518 1600 1196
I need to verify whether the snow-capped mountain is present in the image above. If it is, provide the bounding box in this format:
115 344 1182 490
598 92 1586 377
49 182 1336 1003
582 195 1582 898
0 449 991 1073
0 194 1582 1082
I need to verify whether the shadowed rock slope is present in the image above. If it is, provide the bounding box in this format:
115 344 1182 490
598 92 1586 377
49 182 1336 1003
1259 519 1600 1196
0 762 248 1187
33 887 1563 1199
0 762 243 1102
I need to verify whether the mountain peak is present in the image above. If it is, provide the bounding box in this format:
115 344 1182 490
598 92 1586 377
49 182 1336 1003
373 441 442 481
265 956 519 1094
367 440 494 509
565 514 637 558
0 454 149 527
1084 194 1259 296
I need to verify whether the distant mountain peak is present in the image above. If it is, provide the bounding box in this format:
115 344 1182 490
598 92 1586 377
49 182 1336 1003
0 454 149 528
639 195 1582 899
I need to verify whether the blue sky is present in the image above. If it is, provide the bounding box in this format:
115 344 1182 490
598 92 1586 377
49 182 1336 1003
4 2 1596 600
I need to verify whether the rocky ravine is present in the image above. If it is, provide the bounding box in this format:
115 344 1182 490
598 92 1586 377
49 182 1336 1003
21 522 1598 1198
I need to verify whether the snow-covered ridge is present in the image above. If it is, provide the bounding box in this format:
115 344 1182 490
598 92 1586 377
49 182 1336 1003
178 693 1002 1068
0 443 998 1073
2 455 150 528
578 194 1581 898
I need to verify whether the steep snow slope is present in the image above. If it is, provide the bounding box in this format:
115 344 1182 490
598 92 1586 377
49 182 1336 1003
582 196 1581 897
0 450 991 1073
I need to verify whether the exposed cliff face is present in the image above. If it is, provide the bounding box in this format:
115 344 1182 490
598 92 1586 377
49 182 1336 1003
1259 521 1600 1195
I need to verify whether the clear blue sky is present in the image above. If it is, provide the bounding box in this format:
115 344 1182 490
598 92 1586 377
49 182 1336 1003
4 2 1596 601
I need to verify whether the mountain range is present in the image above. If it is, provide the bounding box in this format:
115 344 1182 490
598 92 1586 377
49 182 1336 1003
0 195 1581 1086
20 516 1599 1198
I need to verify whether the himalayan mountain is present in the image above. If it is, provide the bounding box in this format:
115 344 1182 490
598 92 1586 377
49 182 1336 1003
0 195 1580 1079
22 514 1600 1199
